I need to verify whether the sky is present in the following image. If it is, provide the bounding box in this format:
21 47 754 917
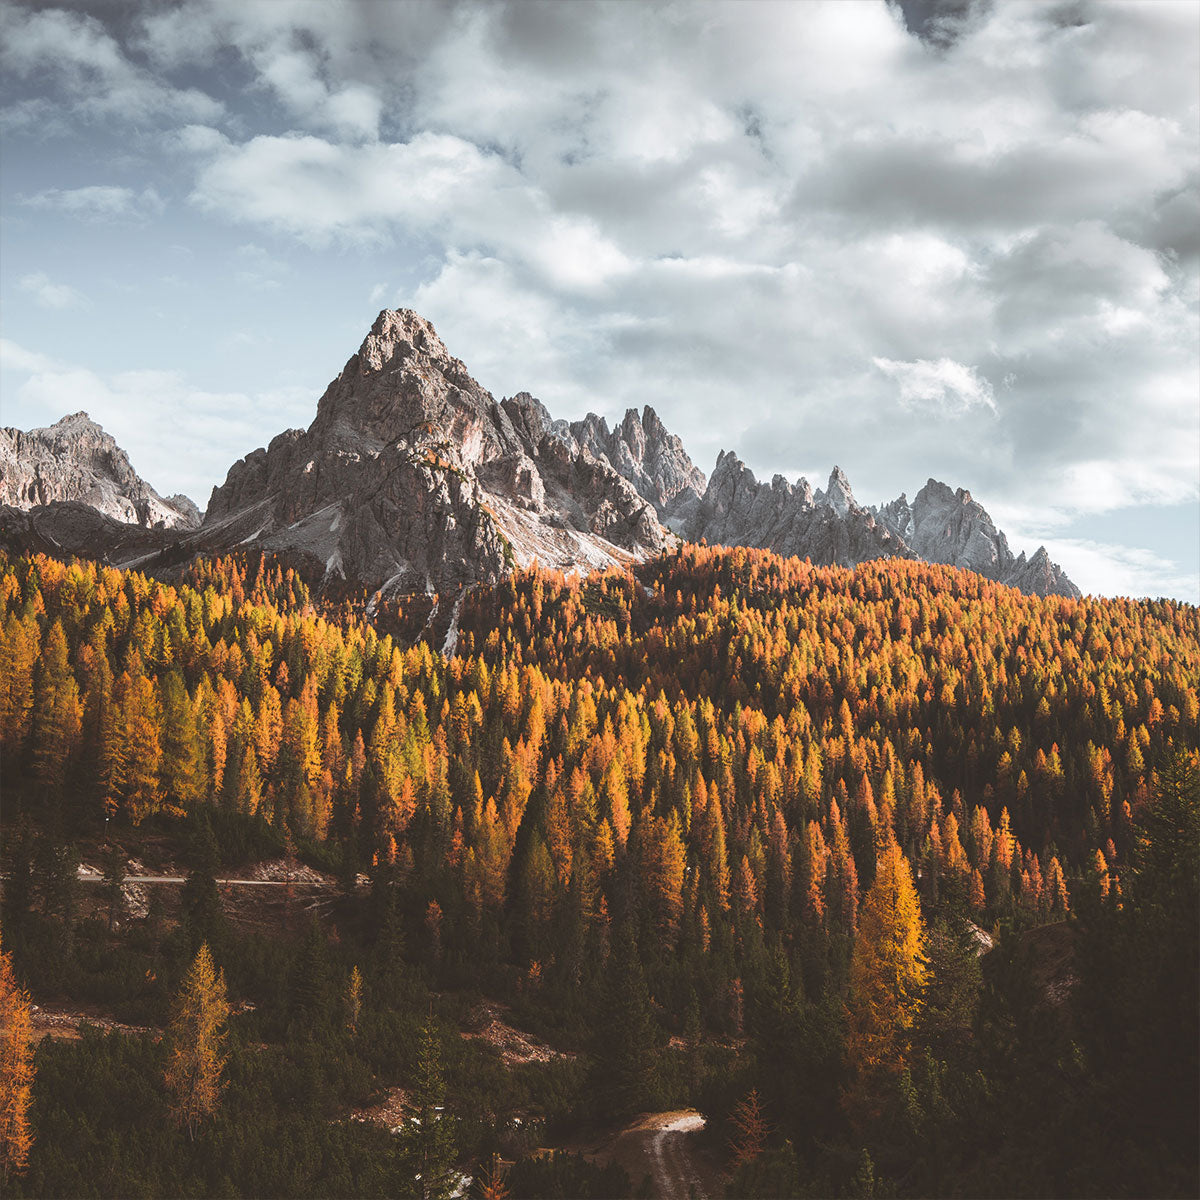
1 0 1197 602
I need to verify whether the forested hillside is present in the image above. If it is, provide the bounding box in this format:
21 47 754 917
1 546 1197 1198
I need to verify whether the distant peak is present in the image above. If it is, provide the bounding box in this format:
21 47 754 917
915 478 955 505
641 405 667 435
821 465 858 516
373 306 435 331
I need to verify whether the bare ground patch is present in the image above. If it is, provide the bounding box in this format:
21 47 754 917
29 1003 155 1044
461 1000 579 1067
346 1086 411 1133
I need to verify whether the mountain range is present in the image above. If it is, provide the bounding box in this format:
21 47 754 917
0 308 1079 600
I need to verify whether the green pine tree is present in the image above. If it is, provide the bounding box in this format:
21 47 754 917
401 1016 458 1200
591 923 656 1118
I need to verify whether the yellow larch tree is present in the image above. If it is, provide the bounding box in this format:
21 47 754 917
164 942 230 1140
0 936 34 1183
843 834 929 1127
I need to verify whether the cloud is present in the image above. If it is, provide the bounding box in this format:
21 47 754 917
18 272 90 310
184 128 633 293
0 5 222 127
232 242 288 291
0 339 57 374
20 185 165 221
1025 536 1199 603
1 339 313 504
2 0 1197 596
873 357 997 414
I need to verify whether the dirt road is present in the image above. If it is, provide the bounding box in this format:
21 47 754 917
602 1110 714 1200
77 874 308 885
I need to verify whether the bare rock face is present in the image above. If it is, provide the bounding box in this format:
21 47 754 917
813 465 859 518
0 314 1078 603
872 479 1080 598
0 501 170 563
204 309 673 593
1005 546 1081 598
685 454 1078 597
684 454 910 566
570 405 707 511
0 412 199 530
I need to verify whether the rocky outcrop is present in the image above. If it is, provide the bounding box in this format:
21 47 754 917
0 412 199 530
570 405 706 511
684 454 912 567
872 479 1080 598
0 501 168 564
203 309 673 593
683 455 1078 597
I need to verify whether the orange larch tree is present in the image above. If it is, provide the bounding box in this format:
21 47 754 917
843 834 929 1128
0 936 34 1183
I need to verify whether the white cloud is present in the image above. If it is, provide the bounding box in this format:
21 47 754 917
873 357 998 414
231 242 289 291
184 129 633 293
21 185 165 221
0 339 57 375
2 0 1197 596
18 272 90 310
1026 536 1199 603
253 46 381 140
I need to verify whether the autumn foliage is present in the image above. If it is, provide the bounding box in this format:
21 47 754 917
0 542 1198 1197
843 835 928 1127
2 548 1195 963
164 942 230 1139
0 934 34 1183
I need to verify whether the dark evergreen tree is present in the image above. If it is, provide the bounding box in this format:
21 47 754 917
591 923 656 1118
1074 750 1200 1197
182 815 225 954
291 917 336 1031
400 1016 457 1200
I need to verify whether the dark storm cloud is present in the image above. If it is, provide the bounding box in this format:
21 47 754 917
892 0 990 47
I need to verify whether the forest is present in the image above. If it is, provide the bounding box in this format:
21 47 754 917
1 544 1197 1198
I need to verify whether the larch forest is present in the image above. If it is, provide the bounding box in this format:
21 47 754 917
0 543 1196 1198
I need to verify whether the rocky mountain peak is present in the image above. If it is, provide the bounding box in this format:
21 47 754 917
1 411 199 530
1 312 1080 603
641 405 668 440
873 477 1079 598
47 410 102 437
687 450 905 566
914 478 956 507
705 449 754 499
356 308 454 373
568 403 706 512
501 392 555 445
817 465 859 517
201 311 678 594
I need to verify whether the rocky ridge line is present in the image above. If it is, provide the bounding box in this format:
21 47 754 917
0 310 1080 600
